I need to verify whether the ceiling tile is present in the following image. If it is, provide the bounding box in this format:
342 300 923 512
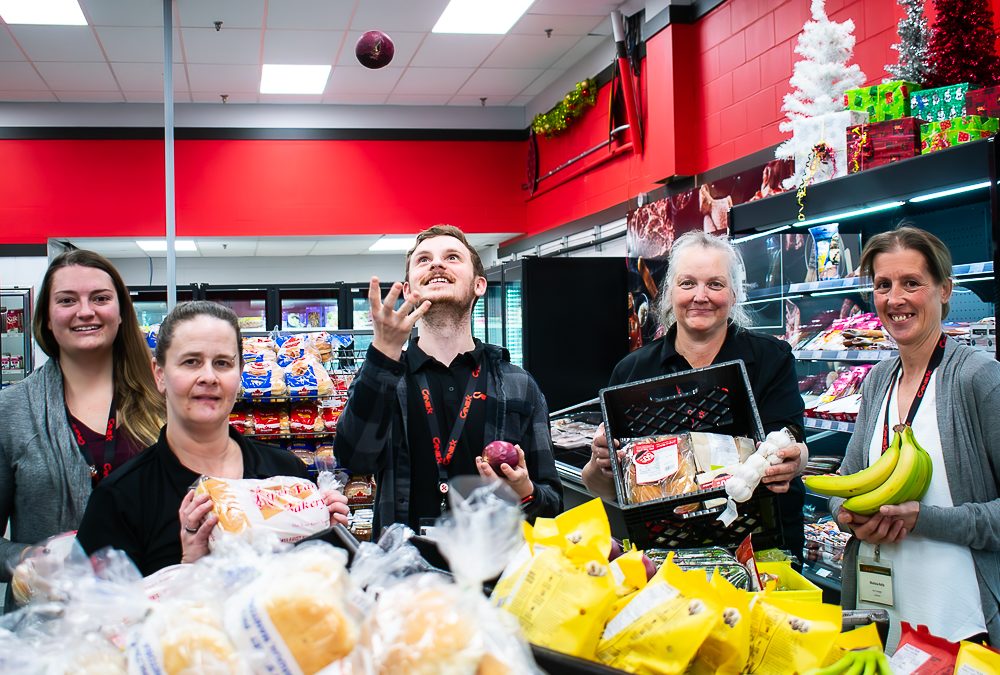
322 92 388 105
338 31 425 69
0 28 25 60
258 93 326 104
111 62 188 91
57 90 126 102
351 0 451 33
511 13 607 37
190 91 258 103
310 236 380 255
0 62 48 90
96 26 175 63
176 0 265 29
393 67 472 96
518 67 565 97
508 94 533 106
458 68 544 97
327 65 402 95
123 91 167 103
529 0 624 15
262 29 341 64
35 62 118 91
482 34 579 70
550 34 607 70
182 27 260 65
84 0 164 27
255 240 317 256
385 93 451 105
410 34 502 68
9 26 104 62
187 64 261 92
197 239 258 255
266 0 354 30
448 94 514 107
0 90 56 101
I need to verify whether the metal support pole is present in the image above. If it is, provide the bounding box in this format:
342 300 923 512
163 0 177 310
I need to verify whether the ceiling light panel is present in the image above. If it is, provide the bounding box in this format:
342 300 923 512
433 0 536 34
0 0 87 26
260 64 331 94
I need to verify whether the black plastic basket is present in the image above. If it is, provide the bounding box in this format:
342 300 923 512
599 360 782 552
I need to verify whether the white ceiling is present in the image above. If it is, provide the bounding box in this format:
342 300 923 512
0 0 630 107
63 233 514 257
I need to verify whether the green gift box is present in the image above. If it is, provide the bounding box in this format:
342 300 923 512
844 85 878 119
920 117 996 154
937 115 999 133
911 83 978 123
877 80 920 120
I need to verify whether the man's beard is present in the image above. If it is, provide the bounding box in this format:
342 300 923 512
420 281 477 329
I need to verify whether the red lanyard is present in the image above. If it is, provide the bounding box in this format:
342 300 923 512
881 334 947 451
67 396 117 484
414 364 484 495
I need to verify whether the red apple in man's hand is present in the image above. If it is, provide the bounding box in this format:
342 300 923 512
483 441 519 473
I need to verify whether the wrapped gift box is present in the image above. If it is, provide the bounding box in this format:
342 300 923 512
845 81 920 122
920 115 998 153
966 85 1000 118
790 110 869 183
910 83 977 122
846 117 926 173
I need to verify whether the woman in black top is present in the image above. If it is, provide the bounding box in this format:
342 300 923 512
582 231 809 557
77 301 349 576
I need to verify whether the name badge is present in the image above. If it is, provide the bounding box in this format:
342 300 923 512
858 555 894 606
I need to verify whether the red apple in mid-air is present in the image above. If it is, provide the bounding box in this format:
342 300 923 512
483 441 519 473
355 30 394 69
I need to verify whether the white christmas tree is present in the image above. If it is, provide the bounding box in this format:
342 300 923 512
776 0 866 161
885 0 932 83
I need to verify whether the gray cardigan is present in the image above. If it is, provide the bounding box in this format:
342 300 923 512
830 339 1000 645
0 359 92 583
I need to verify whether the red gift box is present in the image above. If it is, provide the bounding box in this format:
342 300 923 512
966 85 1000 118
846 117 926 173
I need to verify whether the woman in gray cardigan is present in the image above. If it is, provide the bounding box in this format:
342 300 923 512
832 227 1000 648
0 250 164 610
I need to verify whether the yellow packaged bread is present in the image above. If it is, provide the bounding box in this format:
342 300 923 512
195 475 329 548
747 596 841 674
225 545 357 675
954 640 1000 674
128 601 242 675
689 570 753 675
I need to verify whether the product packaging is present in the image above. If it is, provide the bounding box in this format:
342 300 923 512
5 308 24 333
953 640 1000 674
809 224 843 281
844 80 920 121
846 116 926 173
965 84 1000 118
910 83 978 122
620 433 700 505
790 110 869 183
888 622 960 674
746 595 841 674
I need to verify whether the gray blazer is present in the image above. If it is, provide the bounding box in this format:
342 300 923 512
0 359 92 583
831 339 1000 645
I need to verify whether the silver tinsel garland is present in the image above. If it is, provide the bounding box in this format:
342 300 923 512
886 0 933 83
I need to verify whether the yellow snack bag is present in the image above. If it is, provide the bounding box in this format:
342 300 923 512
528 498 612 561
609 548 649 594
821 623 883 666
954 640 1000 674
595 560 721 675
495 547 618 659
748 596 841 674
689 570 753 675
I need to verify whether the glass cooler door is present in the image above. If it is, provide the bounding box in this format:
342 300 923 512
279 286 338 331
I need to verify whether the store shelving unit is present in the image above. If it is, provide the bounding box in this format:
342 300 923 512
803 419 855 433
1 287 33 389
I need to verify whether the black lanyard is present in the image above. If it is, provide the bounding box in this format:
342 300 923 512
881 333 947 451
413 364 484 498
67 395 117 484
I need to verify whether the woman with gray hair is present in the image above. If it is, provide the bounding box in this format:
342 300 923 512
583 231 809 557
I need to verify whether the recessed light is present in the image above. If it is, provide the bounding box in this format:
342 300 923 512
136 240 198 252
260 64 331 95
0 0 87 26
433 0 535 34
369 236 417 252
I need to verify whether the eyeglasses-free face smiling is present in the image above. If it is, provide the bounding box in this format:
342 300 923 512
871 247 952 350
48 265 122 357
403 235 486 310
154 315 241 431
671 246 736 337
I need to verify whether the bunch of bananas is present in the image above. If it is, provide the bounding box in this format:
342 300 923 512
806 648 892 675
804 424 932 515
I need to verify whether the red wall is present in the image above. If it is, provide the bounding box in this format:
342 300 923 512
0 138 525 244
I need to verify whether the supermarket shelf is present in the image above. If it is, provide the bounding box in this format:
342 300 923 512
803 564 842 596
1 369 24 376
2 331 25 338
745 285 789 301
241 431 336 440
804 418 855 433
789 277 868 293
793 350 897 361
953 261 994 277
237 393 346 402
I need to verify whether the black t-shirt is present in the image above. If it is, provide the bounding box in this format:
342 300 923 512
610 323 806 557
405 339 487 530
76 426 310 577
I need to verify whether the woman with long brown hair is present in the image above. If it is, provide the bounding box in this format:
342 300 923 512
0 249 164 608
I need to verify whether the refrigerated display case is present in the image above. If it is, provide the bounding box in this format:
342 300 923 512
278 285 339 330
201 285 269 330
131 285 199 330
1 287 33 388
481 257 630 413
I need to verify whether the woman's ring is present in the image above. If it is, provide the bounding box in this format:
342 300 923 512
184 525 199 534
